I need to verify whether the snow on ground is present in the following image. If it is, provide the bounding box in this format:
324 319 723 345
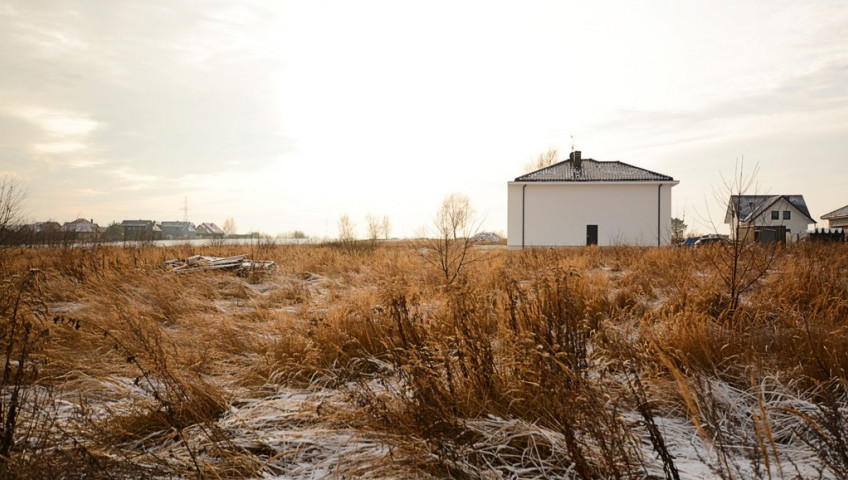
29 353 837 478
211 388 398 479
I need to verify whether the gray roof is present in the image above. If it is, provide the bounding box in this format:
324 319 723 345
121 219 155 228
821 204 848 220
160 221 195 229
515 158 675 182
62 218 99 233
197 222 225 235
725 195 814 223
32 221 61 232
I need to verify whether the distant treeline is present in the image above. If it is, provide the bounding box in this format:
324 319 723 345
0 228 110 247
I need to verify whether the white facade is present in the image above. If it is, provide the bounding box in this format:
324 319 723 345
507 181 677 247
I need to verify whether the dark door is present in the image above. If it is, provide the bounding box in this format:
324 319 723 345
586 225 598 246
758 226 786 244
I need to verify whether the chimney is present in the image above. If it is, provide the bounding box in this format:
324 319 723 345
570 150 582 169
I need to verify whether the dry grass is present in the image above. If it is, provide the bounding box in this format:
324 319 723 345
1 241 848 478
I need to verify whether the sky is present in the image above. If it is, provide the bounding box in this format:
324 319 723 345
1 0 847 238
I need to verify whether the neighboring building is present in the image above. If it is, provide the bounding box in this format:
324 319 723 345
507 151 679 247
724 195 815 243
159 221 196 239
821 204 848 229
121 220 161 241
30 221 63 244
61 218 103 242
2 221 62 245
31 221 62 233
196 222 225 238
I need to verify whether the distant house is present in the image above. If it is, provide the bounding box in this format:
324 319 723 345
61 218 103 242
725 195 815 243
195 222 225 238
507 151 679 247
821 204 848 229
2 221 62 245
31 221 62 233
159 221 196 240
121 220 161 242
31 221 62 244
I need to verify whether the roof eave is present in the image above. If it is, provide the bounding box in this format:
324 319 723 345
510 179 679 185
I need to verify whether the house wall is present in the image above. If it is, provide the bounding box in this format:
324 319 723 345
124 226 158 241
507 181 675 247
736 197 814 239
826 217 848 229
160 223 196 239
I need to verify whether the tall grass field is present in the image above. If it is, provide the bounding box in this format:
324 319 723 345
1 241 847 479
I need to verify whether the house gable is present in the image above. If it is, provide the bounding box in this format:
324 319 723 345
725 195 814 225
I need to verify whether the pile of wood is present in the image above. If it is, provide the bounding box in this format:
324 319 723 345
164 254 276 274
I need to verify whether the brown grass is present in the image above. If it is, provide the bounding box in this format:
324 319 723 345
1 241 847 478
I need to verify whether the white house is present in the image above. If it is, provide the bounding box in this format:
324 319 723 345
724 195 815 243
507 151 679 247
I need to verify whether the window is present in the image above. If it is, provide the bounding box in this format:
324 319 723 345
771 211 779 220
783 211 791 220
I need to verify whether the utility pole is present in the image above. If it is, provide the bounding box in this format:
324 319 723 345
181 196 188 222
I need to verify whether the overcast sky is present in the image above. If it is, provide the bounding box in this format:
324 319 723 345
2 1 847 237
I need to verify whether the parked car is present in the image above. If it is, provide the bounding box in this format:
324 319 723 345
681 237 699 247
694 234 729 247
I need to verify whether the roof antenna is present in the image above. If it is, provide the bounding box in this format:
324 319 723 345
571 135 575 153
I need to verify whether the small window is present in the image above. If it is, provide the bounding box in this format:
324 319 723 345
771 211 779 220
783 211 791 220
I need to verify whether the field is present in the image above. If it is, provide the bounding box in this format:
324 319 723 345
1 240 848 479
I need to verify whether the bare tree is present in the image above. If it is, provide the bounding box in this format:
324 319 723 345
381 215 391 240
0 177 27 245
338 214 356 240
420 193 483 285
337 214 359 253
365 214 380 241
704 160 781 317
522 148 559 174
222 217 237 235
364 214 391 243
